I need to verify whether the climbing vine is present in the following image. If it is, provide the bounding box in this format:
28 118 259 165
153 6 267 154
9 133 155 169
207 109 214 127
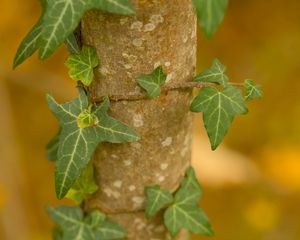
13 0 262 239
145 167 213 237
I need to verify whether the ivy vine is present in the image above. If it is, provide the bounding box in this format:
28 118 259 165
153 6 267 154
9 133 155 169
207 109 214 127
137 60 262 150
13 0 263 239
145 167 213 237
48 206 127 240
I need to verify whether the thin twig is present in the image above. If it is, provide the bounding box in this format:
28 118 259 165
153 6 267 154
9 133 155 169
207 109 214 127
90 81 244 102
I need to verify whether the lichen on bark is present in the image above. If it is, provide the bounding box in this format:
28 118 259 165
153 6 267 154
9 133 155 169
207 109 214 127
81 0 197 239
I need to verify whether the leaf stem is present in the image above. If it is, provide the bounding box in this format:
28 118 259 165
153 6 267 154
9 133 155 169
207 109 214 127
90 81 244 102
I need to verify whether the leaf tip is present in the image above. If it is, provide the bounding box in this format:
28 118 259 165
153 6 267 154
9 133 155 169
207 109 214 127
210 143 219 151
46 93 55 105
12 58 20 70
56 188 66 200
204 31 214 40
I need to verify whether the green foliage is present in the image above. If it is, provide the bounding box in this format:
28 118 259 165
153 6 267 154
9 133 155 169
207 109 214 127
145 185 173 219
47 206 127 240
191 86 247 150
46 128 61 161
13 20 42 68
193 58 228 87
14 0 134 65
145 167 213 237
88 0 134 15
244 79 263 101
76 109 99 129
13 0 263 238
38 0 47 9
12 1 45 68
13 0 79 67
52 227 63 240
65 34 80 54
65 163 98 204
47 88 139 199
136 66 167 98
38 0 86 59
164 167 213 237
65 46 99 86
39 0 134 59
193 0 228 38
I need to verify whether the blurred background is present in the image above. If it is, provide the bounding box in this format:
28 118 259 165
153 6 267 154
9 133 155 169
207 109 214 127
0 0 300 239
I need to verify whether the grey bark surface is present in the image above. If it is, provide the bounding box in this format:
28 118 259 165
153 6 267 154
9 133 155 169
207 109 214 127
81 0 196 239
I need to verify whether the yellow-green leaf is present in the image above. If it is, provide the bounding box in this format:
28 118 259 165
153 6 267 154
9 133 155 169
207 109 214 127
65 163 98 204
65 46 99 86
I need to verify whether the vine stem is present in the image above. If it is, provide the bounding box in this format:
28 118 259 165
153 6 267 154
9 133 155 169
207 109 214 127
90 81 244 102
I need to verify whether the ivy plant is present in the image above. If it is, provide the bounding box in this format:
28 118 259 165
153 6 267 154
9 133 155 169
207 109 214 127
65 162 99 204
48 206 127 240
48 88 139 199
145 167 214 237
137 59 262 150
193 58 229 87
191 86 248 150
244 79 263 101
136 66 167 99
65 46 99 86
13 0 262 239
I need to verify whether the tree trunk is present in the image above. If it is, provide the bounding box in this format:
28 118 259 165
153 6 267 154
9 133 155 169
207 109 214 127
81 0 197 239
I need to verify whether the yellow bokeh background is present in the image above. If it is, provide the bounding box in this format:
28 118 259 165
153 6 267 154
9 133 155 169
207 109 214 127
1 0 300 239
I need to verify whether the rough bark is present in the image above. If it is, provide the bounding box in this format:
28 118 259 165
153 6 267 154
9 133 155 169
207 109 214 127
81 0 196 239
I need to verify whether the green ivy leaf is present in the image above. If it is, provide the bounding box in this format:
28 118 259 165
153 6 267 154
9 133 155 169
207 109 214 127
88 0 134 15
13 0 81 67
65 33 80 54
244 79 263 101
164 167 213 237
191 86 248 150
39 0 134 60
145 185 173 219
174 167 202 204
46 128 61 161
65 46 99 86
13 0 45 68
13 20 42 68
39 0 86 59
65 163 98 204
193 0 228 38
165 205 213 237
52 227 63 240
193 59 228 87
85 210 106 227
38 0 48 9
136 66 167 98
47 206 126 240
94 220 128 239
15 0 134 62
47 88 139 199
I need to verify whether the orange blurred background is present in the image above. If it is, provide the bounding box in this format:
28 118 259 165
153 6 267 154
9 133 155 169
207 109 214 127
1 0 300 239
